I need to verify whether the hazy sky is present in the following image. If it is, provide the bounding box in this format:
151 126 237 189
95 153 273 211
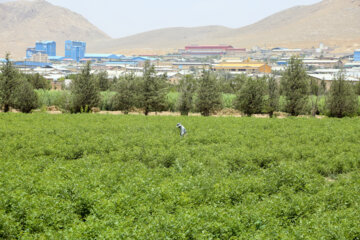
2 0 321 38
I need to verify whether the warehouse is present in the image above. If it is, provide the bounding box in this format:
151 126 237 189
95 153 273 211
213 59 271 74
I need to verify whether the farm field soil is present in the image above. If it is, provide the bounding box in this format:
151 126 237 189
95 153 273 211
0 114 359 239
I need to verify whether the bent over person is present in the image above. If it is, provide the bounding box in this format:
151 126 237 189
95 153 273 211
176 123 187 137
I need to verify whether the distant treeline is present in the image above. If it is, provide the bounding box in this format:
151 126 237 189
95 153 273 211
1 54 360 117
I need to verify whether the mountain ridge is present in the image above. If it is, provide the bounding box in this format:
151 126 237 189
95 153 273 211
1 0 360 58
0 0 110 58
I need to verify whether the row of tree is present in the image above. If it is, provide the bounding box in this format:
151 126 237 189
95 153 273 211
0 54 40 113
235 57 358 118
0 54 359 117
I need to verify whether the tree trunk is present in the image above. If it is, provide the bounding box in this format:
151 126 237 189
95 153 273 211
202 110 210 117
4 104 9 113
269 111 274 118
311 96 319 117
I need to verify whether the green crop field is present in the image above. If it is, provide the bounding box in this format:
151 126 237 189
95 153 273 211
0 114 359 239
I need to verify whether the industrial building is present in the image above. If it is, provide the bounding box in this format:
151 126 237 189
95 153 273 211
213 59 271 74
308 73 360 90
278 58 342 69
26 41 56 58
29 52 49 63
179 45 246 57
82 54 125 62
65 40 86 62
354 50 360 62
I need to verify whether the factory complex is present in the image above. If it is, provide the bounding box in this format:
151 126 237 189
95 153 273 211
1 40 360 89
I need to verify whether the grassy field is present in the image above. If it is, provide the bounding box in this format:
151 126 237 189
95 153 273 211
0 114 359 239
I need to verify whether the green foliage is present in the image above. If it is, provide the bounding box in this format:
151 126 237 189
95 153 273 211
235 76 266 116
94 71 110 91
354 81 360 96
217 72 246 94
70 62 100 113
36 90 68 108
11 78 38 113
222 94 236 109
166 91 179 112
196 70 222 116
326 72 358 118
23 73 51 90
140 61 167 115
99 91 116 111
266 75 280 117
0 115 360 238
281 56 309 116
178 75 197 115
112 74 140 114
0 53 19 112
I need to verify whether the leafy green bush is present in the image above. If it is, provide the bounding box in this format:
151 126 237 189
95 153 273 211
0 115 359 238
99 91 116 111
11 80 38 113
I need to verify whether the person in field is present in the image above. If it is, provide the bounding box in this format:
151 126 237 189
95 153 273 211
176 123 187 137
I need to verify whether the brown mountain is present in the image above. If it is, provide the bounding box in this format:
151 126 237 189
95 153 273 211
94 0 360 54
1 0 360 58
0 0 110 59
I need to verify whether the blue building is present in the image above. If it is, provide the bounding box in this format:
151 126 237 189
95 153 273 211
83 54 124 62
354 50 360 62
36 41 56 56
26 41 56 58
26 48 38 58
14 61 52 68
65 41 86 62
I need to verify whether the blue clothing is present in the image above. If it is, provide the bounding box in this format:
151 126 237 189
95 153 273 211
176 123 187 137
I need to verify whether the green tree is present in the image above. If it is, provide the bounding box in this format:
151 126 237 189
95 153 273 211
235 76 266 116
354 81 360 95
112 74 139 114
327 72 358 118
12 78 38 113
177 75 197 116
25 73 51 90
281 56 309 116
95 71 110 91
0 53 18 112
71 61 100 113
141 61 167 115
309 78 321 117
266 75 279 118
218 73 247 94
196 70 222 116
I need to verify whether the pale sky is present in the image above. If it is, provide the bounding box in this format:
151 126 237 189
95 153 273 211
2 0 321 38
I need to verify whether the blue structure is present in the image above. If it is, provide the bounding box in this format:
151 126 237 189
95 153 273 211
65 40 86 62
354 50 360 62
277 61 288 66
83 54 123 62
26 48 38 58
26 41 56 58
48 56 65 62
14 61 52 68
35 41 56 56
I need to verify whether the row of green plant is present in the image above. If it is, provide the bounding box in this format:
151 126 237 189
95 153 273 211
0 114 359 239
1 54 360 117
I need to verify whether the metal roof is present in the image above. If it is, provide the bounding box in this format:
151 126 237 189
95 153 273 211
36 41 56 44
48 56 64 61
84 54 120 59
308 73 359 82
214 62 266 68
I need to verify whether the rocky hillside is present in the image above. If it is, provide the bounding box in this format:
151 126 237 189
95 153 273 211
2 0 360 58
94 0 360 54
0 0 110 58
